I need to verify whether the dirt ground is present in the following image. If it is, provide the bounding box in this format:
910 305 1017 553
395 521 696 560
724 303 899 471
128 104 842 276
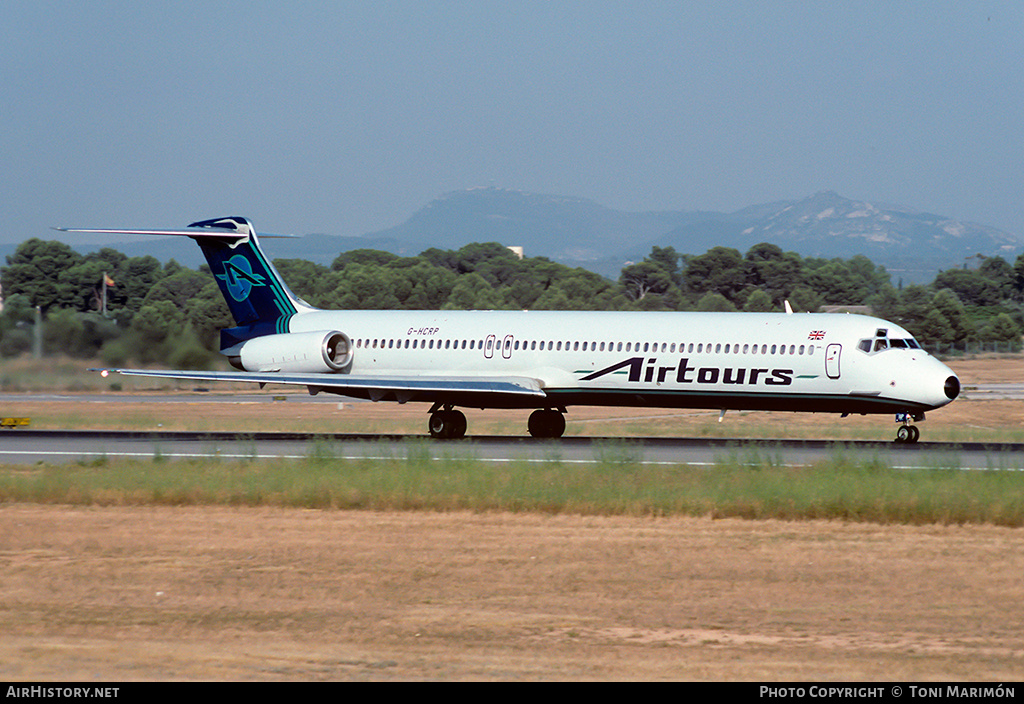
1 356 1024 681
2 505 1023 681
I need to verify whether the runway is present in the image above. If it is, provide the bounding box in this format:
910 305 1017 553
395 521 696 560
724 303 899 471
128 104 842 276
3 429 1023 470
1 381 1021 405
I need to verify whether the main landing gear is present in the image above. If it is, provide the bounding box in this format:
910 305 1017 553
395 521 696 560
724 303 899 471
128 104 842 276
894 412 923 444
428 405 467 439
427 405 568 440
527 408 566 439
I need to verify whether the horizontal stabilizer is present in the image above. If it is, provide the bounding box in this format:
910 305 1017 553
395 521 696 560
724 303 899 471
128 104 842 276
53 226 296 239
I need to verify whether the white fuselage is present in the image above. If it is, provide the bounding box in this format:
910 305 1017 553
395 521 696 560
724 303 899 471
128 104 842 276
285 309 958 414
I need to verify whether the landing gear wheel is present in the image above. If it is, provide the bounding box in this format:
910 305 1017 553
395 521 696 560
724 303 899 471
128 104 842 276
428 409 467 439
895 425 920 444
528 409 566 439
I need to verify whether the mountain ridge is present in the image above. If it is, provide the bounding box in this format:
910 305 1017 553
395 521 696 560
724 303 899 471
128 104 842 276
30 188 1022 284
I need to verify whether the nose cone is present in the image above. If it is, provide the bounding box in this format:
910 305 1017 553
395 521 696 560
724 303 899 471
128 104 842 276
945 375 961 401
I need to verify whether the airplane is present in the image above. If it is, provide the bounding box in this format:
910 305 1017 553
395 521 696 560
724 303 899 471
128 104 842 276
57 216 960 443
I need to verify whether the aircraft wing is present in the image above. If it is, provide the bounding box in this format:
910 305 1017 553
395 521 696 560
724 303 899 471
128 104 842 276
97 368 546 404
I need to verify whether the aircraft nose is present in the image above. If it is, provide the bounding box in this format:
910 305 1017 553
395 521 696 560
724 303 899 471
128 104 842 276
944 375 961 401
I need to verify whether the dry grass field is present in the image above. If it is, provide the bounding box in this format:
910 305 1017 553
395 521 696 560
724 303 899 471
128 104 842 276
1 355 1023 680
3 505 1023 681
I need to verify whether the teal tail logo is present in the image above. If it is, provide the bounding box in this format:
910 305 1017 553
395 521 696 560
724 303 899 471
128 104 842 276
217 254 268 302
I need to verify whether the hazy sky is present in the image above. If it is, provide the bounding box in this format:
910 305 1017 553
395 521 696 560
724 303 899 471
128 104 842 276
3 1 1022 245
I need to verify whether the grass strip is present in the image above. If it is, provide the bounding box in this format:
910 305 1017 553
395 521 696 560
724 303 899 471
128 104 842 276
1 447 1022 527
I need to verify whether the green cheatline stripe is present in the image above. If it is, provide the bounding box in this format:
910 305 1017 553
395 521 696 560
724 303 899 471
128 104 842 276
249 237 298 326
249 237 296 312
796 375 819 379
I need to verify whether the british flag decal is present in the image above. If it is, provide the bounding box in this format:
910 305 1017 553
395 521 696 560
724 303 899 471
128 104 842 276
808 330 826 340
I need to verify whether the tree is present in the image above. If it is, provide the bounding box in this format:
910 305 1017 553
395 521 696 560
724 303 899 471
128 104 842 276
330 249 402 270
804 256 889 305
443 272 501 310
682 247 746 305
619 260 674 302
695 292 736 312
933 268 1001 308
117 255 164 314
917 309 955 347
327 264 403 310
129 301 185 362
144 269 212 310
400 261 457 309
1012 253 1024 302
744 243 803 305
930 289 975 343
273 259 337 306
742 289 774 312
2 239 83 312
980 313 1022 350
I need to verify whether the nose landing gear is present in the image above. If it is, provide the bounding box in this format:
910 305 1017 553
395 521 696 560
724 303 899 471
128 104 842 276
894 412 924 444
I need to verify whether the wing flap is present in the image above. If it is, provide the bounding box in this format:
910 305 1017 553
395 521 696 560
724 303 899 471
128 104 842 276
95 368 546 402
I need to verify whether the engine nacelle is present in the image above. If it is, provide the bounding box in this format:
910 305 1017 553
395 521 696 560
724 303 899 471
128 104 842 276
227 330 352 373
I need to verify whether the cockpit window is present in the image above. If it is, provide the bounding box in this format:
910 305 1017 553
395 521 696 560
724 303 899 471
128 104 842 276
857 336 922 354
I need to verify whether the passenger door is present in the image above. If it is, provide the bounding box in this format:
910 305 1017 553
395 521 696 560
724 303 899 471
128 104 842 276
825 343 842 379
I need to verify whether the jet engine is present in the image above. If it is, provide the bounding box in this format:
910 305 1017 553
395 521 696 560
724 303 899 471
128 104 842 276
227 330 352 373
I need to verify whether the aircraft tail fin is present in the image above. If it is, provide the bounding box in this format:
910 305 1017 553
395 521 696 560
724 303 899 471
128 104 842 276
55 217 313 345
184 217 310 333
